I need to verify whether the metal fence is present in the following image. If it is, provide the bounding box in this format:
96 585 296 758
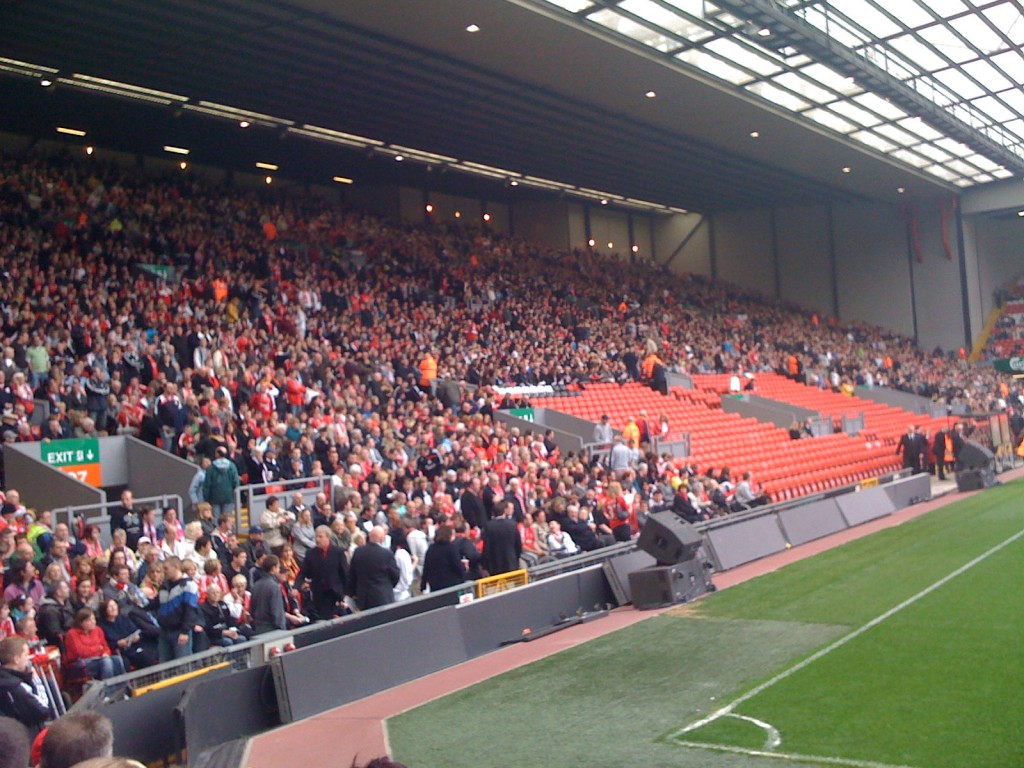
52 494 184 548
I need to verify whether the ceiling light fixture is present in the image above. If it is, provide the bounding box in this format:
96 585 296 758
332 176 353 184
264 176 272 185
163 145 190 155
483 213 491 222
40 79 52 87
897 187 905 194
179 161 188 170
425 204 434 213
750 131 760 138
1017 210 1024 217
631 245 639 253
394 155 404 162
85 146 94 155
56 126 87 136
255 162 278 171
588 239 596 247
466 24 481 32
645 90 657 98
454 211 461 218
842 166 851 174
600 199 608 205
239 120 250 128
509 180 519 186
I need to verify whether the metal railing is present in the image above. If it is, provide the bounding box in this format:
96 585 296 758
232 475 332 534
53 495 184 548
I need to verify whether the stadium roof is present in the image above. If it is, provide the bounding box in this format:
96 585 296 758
1 0 1021 213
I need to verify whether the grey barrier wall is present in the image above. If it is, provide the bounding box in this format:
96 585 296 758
494 408 587 457
276 608 470 723
455 566 614 658
3 444 104 509
103 664 234 764
854 386 935 415
125 437 198 515
777 499 847 547
719 394 818 429
273 566 613 724
666 371 693 389
704 514 789 571
182 667 279 767
836 484 898 526
884 472 932 507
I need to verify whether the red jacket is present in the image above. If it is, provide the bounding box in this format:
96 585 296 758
64 626 112 663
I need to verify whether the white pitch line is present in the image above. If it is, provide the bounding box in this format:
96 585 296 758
727 713 781 750
672 525 1024 742
673 740 919 768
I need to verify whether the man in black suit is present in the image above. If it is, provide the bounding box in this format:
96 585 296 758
896 425 924 473
299 526 348 620
459 476 486 530
347 526 400 611
481 500 521 576
250 556 286 635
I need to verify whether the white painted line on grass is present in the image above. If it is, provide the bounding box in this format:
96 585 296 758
726 713 781 749
673 740 919 768
671 525 1024 747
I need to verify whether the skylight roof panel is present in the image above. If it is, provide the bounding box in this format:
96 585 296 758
917 23 975 63
874 123 919 146
995 87 1024 115
948 13 1004 55
896 117 944 141
798 63 863 96
705 38 781 76
677 49 753 84
803 107 857 133
839 0 903 38
887 34 950 73
971 95 1015 124
933 137 973 157
913 143 953 163
746 82 810 111
663 0 706 15
961 59 1013 93
923 164 959 181
952 178 973 187
620 0 703 38
770 72 836 104
590 9 674 51
983 3 1024 46
852 92 909 121
989 51 1024 84
891 149 932 168
932 67 985 101
829 99 882 128
992 168 1013 179
963 154 999 172
946 158 983 176
849 130 898 153
544 0 594 12
799 7 865 48
885 2 937 29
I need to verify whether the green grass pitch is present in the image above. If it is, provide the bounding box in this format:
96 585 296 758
388 482 1024 767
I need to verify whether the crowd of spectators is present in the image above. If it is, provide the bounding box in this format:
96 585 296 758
0 149 1022 712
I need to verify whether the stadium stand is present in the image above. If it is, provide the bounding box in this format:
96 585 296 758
0 150 1021 704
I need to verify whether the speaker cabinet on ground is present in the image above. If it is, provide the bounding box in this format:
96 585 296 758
955 466 996 492
636 511 703 565
628 560 714 610
955 440 994 471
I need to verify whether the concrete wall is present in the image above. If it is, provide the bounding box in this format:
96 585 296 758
654 213 710 275
775 205 835 316
713 208 775 296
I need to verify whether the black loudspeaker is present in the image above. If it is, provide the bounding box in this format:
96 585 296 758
628 560 714 610
636 511 703 565
955 466 996 492
955 440 994 471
